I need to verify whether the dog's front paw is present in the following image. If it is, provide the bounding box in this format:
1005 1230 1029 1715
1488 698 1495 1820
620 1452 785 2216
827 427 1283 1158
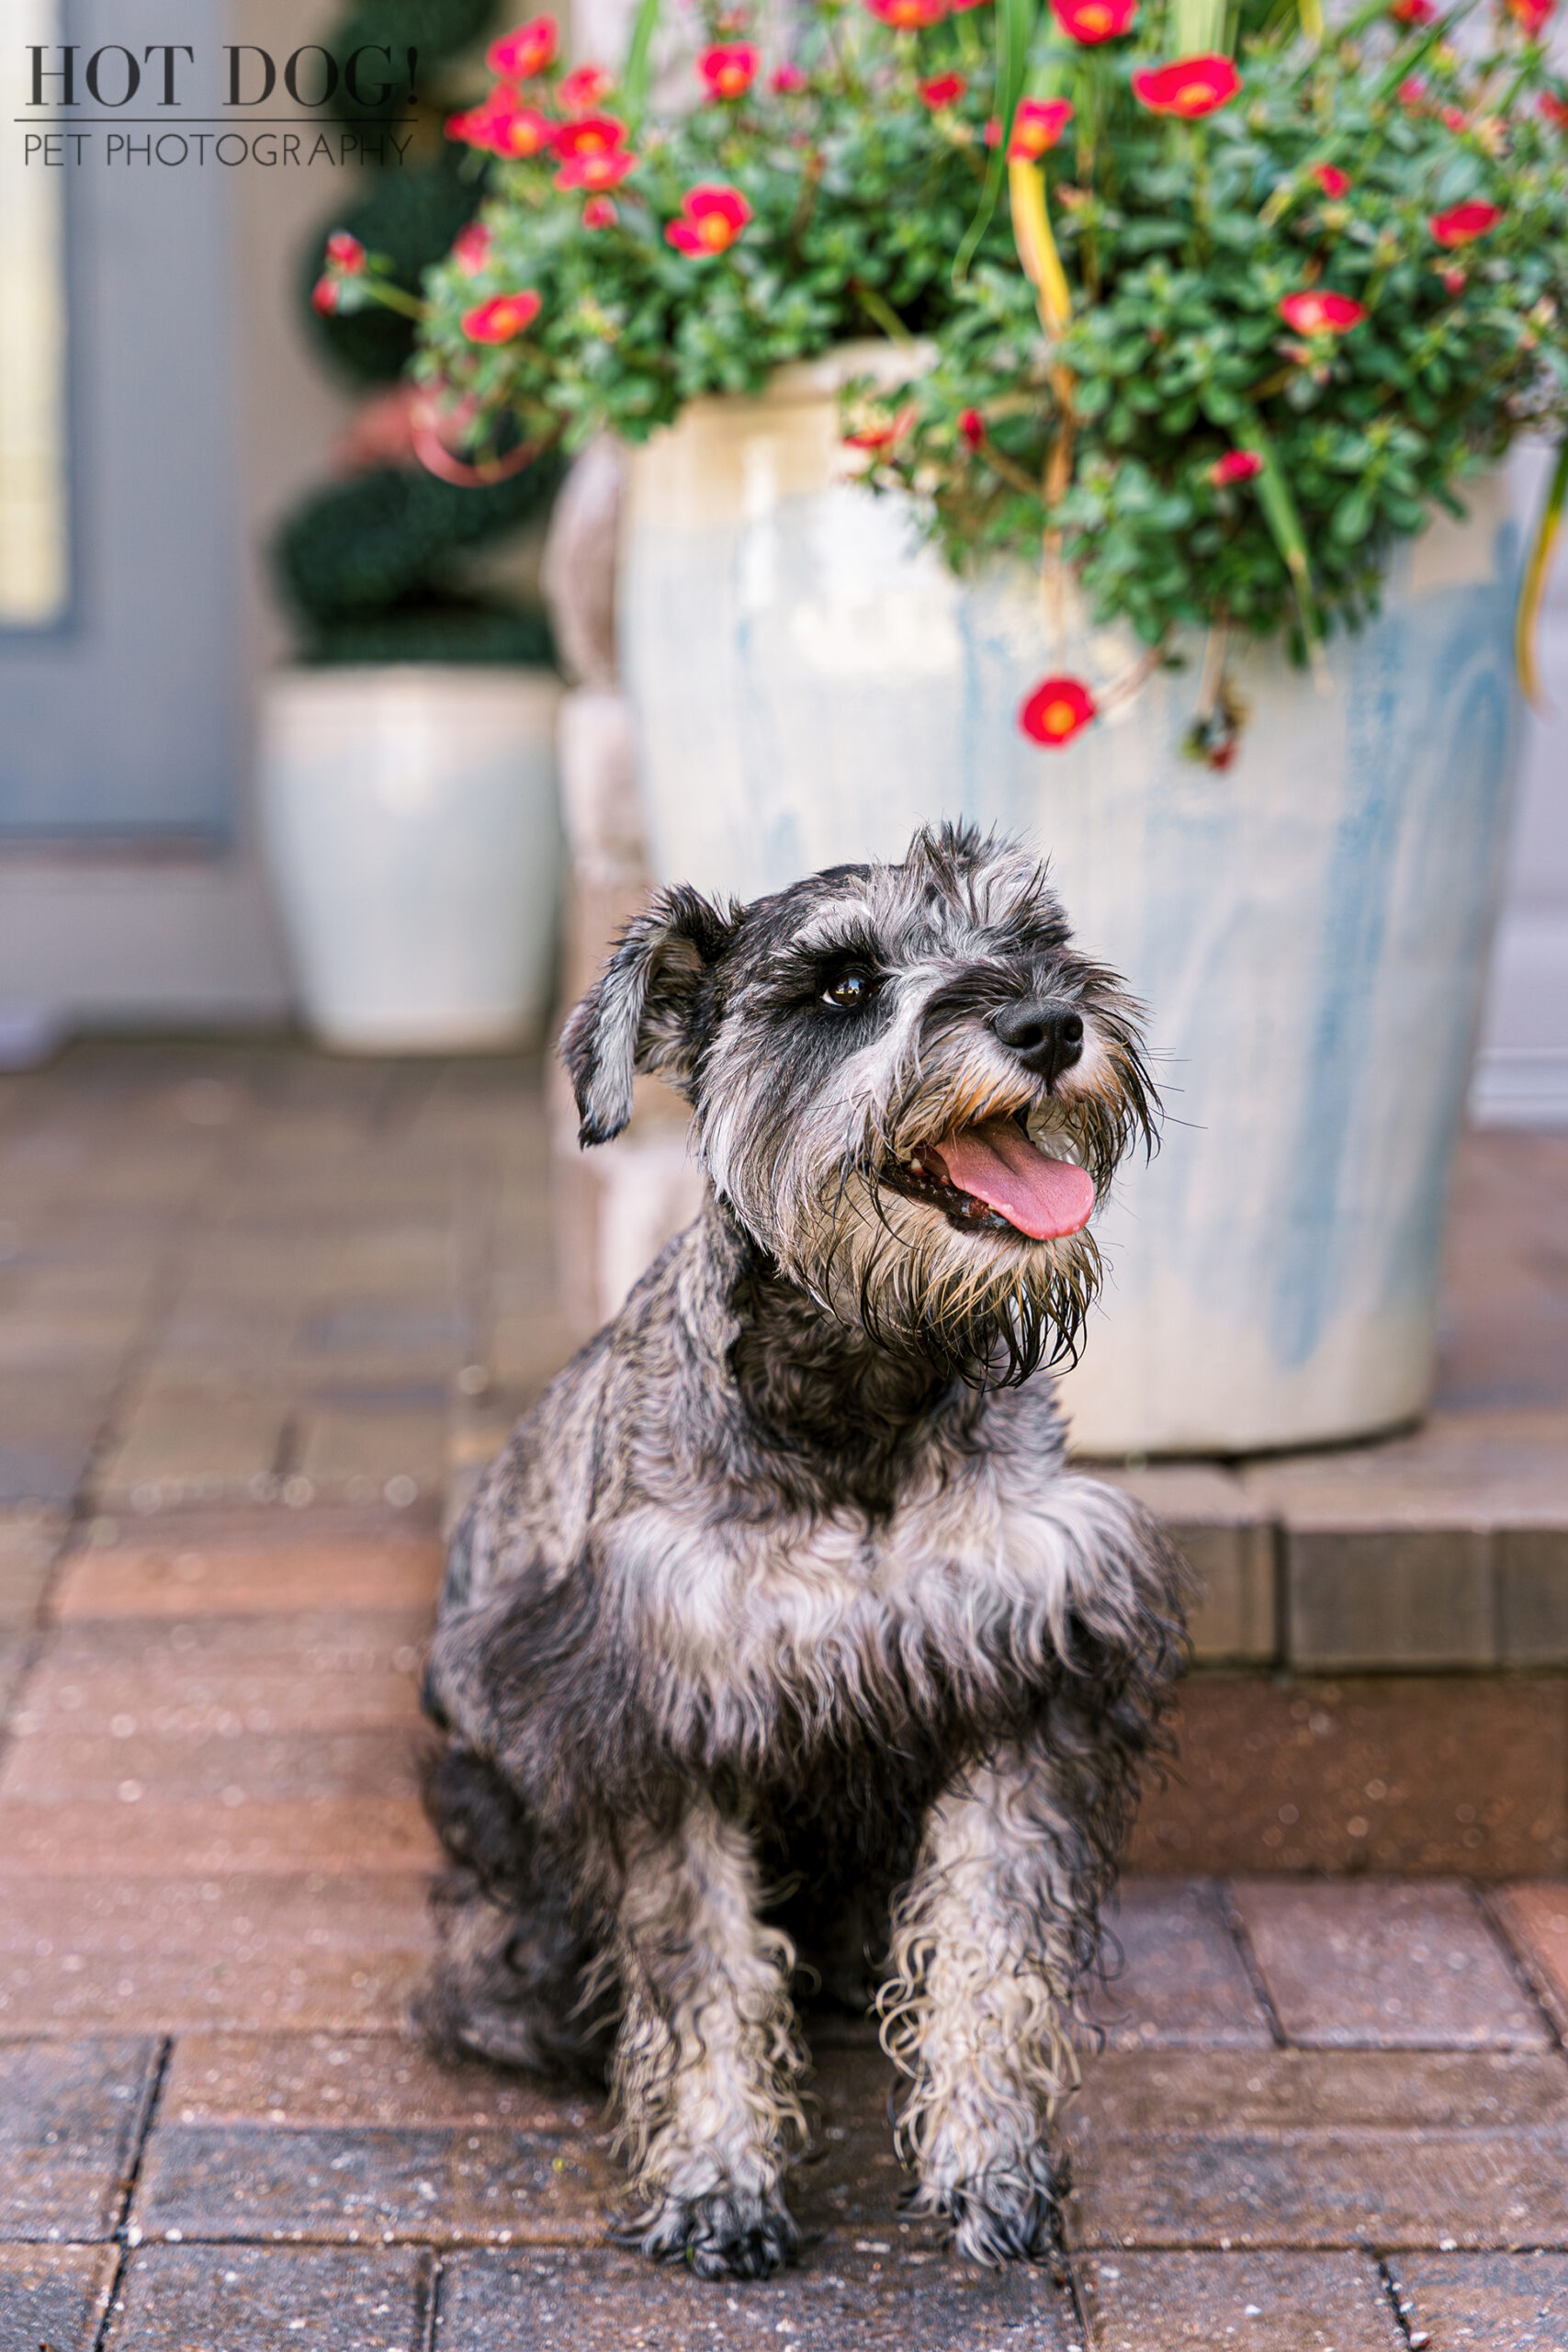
915 2143 1068 2267
634 2184 801 2280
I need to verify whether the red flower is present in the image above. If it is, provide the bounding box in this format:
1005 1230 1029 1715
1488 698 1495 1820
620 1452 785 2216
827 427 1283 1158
325 230 366 272
863 0 948 26
1389 0 1435 19
699 42 759 97
1506 0 1554 31
1051 0 1137 38
310 276 339 315
1439 263 1467 292
453 220 492 275
552 113 630 158
1130 54 1242 118
486 17 558 79
558 63 613 113
958 407 986 448
494 103 554 158
1439 103 1468 129
1009 96 1074 157
556 147 637 190
460 289 542 342
1397 74 1427 106
665 184 753 256
1540 89 1568 128
772 62 808 92
1209 448 1263 486
842 405 916 453
984 115 1003 144
1020 676 1096 746
1312 161 1350 197
919 71 969 105
1429 198 1504 243
448 89 552 156
582 195 618 228
1279 288 1367 334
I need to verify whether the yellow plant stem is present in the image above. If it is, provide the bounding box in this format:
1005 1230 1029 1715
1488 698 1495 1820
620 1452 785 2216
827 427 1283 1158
1517 440 1568 709
1010 157 1077 610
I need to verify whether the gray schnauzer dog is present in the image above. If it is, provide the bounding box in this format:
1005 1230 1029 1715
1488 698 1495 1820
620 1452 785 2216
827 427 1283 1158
419 820 1187 2280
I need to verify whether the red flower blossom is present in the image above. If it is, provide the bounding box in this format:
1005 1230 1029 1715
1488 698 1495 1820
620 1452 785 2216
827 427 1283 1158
1540 89 1568 129
772 62 808 92
1439 103 1468 129
1429 198 1504 243
1312 161 1350 197
699 42 759 97
958 407 986 448
863 0 948 26
325 230 366 271
1396 74 1427 106
310 276 339 314
558 63 613 113
1209 448 1263 486
1131 54 1242 118
448 89 552 156
984 115 1003 144
552 113 630 158
1020 676 1096 746
453 220 492 275
556 147 637 190
460 289 542 342
919 71 969 105
1009 96 1074 157
582 195 618 228
665 184 752 256
1279 288 1367 334
842 405 916 453
1389 0 1435 20
486 17 558 79
1506 0 1554 31
1051 0 1137 38
1439 263 1467 292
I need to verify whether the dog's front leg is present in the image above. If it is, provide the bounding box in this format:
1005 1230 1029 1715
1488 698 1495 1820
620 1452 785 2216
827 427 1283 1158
612 1795 807 2280
881 1741 1092 2265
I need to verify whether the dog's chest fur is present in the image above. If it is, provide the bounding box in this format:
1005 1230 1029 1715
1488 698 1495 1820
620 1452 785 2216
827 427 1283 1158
605 1418 1139 1758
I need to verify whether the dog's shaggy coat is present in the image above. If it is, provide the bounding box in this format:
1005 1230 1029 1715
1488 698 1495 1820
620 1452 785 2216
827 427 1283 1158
420 823 1188 2278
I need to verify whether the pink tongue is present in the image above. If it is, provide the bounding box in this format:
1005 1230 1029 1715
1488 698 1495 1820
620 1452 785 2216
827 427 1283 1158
931 1119 1097 1241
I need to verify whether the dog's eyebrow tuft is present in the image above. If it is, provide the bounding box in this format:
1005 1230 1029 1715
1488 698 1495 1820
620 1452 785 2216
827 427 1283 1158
768 916 887 988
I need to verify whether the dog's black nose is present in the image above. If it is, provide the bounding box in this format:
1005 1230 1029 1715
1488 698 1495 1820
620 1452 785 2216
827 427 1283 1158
994 1000 1085 1088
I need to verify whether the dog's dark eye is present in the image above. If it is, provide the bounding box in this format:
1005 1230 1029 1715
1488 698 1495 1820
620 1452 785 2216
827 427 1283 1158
822 967 875 1010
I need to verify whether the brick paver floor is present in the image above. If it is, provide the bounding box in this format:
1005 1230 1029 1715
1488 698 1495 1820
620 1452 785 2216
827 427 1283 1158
2 1044 1567 2347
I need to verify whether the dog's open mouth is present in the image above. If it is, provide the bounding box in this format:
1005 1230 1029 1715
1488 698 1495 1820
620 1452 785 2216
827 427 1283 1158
886 1112 1098 1241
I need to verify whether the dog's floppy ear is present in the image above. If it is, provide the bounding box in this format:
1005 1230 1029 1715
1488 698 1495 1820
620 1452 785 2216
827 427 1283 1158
560 885 738 1147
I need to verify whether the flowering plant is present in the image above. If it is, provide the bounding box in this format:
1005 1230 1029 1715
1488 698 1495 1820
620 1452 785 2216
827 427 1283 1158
329 0 1568 750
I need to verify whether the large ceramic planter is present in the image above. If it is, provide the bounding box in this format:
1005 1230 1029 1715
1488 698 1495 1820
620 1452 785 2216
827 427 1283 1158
618 355 1523 1454
260 665 563 1053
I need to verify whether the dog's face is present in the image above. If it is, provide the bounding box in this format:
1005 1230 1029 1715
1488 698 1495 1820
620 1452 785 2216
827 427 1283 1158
562 824 1156 1376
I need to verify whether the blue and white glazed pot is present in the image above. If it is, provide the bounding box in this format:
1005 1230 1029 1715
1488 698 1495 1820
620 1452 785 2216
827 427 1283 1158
618 352 1522 1453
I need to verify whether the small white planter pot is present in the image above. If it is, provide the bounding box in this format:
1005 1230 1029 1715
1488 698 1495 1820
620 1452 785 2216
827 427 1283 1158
619 356 1524 1455
260 665 563 1054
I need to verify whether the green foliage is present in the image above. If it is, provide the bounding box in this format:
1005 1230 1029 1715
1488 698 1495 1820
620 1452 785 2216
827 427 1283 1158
275 455 563 619
305 155 481 383
280 0 559 665
300 597 555 665
413 0 1568 657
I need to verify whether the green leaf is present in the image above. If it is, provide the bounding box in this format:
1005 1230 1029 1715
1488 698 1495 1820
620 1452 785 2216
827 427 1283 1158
622 0 662 120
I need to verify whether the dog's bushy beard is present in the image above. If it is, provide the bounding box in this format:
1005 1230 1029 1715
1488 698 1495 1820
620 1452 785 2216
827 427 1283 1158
725 1097 1138 1389
805 1175 1103 1387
